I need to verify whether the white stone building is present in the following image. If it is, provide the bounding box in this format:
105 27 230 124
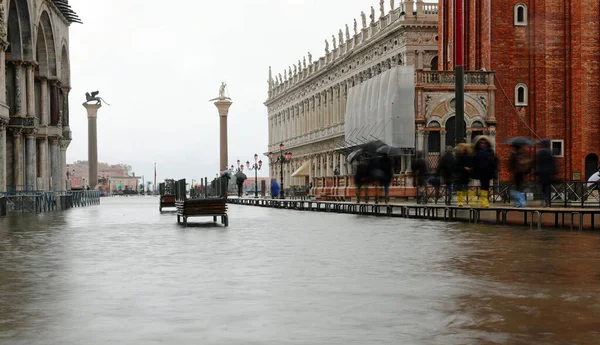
0 0 80 192
265 0 497 194
265 0 440 188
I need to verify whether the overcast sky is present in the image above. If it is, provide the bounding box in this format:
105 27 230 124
66 0 429 184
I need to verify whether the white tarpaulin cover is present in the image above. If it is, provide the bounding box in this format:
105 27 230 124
344 66 416 149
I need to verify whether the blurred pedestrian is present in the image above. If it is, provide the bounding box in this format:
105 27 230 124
438 146 456 205
535 139 556 207
270 178 280 199
454 143 473 207
472 136 498 208
411 151 429 204
509 144 533 207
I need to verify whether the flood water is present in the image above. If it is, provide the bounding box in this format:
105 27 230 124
1 197 600 345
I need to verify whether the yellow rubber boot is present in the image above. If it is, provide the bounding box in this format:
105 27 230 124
480 190 490 208
468 190 478 207
457 191 465 206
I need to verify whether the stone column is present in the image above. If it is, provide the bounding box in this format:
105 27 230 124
440 130 446 154
40 78 48 125
25 129 37 190
60 139 70 190
26 63 35 117
50 137 60 191
11 128 23 188
13 62 23 116
339 154 346 175
61 87 71 127
0 120 6 192
213 99 233 171
83 103 102 189
326 154 332 176
38 138 48 190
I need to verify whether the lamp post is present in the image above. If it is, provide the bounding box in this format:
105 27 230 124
268 143 293 199
246 153 263 198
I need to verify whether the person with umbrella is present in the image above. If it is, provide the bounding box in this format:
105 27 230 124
235 169 247 198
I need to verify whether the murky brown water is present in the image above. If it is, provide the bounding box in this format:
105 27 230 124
1 197 600 345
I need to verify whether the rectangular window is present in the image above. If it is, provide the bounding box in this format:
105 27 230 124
551 140 564 157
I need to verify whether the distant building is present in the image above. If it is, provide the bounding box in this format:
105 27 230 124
68 161 140 192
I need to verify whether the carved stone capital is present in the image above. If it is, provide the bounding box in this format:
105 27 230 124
24 128 37 139
49 136 60 145
59 139 71 151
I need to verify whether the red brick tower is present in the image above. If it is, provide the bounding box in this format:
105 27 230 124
438 0 600 181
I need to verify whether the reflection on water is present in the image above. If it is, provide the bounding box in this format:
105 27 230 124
1 197 599 345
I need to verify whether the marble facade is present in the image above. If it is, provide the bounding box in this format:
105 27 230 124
265 0 440 187
0 0 79 192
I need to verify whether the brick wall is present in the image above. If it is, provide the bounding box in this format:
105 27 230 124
439 0 600 181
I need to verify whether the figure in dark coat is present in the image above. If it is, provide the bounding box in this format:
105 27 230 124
411 152 429 204
437 147 457 205
535 139 556 207
454 143 473 206
472 136 498 208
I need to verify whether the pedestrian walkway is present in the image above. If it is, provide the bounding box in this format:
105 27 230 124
228 197 600 231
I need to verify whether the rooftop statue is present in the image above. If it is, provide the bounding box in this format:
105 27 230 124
308 52 312 64
361 12 367 28
345 24 350 41
85 91 111 106
390 0 395 11
303 56 307 69
338 29 344 45
209 82 231 101
325 39 330 53
354 18 358 34
332 35 337 49
380 0 385 17
370 6 375 24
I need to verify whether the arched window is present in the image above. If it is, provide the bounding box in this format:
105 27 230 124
430 56 439 71
514 4 528 26
515 83 528 106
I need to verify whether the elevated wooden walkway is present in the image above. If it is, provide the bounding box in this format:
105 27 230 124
228 198 600 231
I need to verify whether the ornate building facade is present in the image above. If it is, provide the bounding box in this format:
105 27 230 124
265 0 496 193
0 0 79 192
439 0 600 181
265 0 441 188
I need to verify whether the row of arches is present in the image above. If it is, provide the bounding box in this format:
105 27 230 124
5 0 70 125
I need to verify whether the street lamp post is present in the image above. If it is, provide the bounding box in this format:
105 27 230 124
246 154 263 198
268 143 293 199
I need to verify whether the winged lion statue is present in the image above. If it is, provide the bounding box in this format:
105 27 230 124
85 91 111 106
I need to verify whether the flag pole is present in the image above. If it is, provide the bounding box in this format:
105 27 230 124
153 163 157 195
454 0 466 145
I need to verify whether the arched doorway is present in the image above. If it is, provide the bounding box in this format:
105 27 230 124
445 116 468 148
585 154 599 180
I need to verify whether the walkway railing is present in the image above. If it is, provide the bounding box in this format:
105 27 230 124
415 181 600 208
0 190 101 215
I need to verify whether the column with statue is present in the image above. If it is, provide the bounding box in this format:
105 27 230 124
209 82 233 172
83 91 110 189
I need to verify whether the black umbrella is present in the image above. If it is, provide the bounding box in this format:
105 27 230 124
235 171 247 181
360 140 387 153
347 149 363 163
375 145 403 156
502 137 535 147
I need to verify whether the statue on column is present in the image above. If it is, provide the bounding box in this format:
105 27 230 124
390 0 395 11
298 60 302 72
370 6 375 24
293 64 297 75
288 66 292 79
85 91 111 106
278 73 282 84
380 0 385 17
324 39 330 54
331 35 336 50
308 52 312 64
209 82 231 101
338 29 344 45
345 24 350 41
303 56 307 69
360 12 367 28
